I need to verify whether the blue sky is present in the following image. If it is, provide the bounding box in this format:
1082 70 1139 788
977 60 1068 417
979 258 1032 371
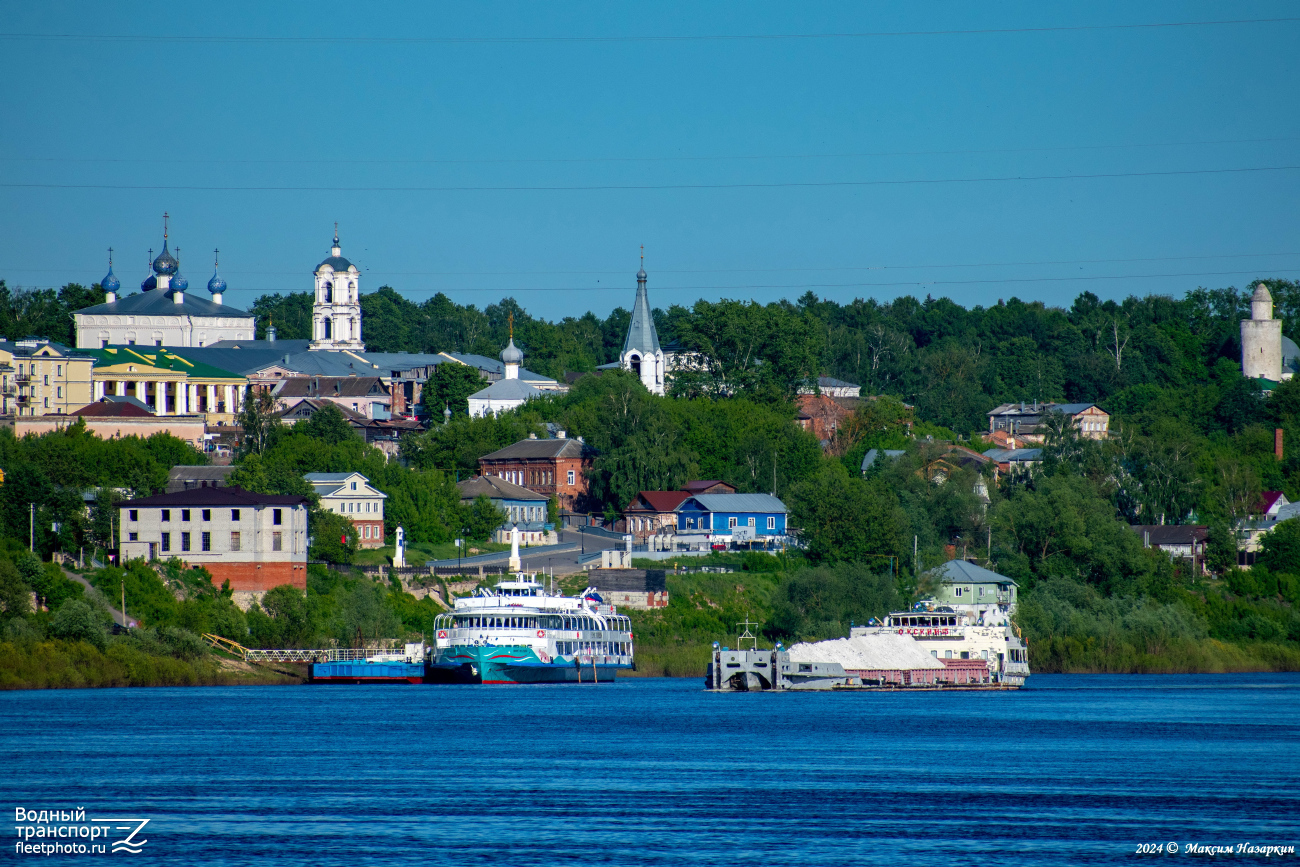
1 2 1298 321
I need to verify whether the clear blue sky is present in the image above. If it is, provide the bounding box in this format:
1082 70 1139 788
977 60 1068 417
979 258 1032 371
2 2 1298 321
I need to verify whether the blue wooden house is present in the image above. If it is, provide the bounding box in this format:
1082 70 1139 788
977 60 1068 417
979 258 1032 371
457 475 551 544
675 493 788 539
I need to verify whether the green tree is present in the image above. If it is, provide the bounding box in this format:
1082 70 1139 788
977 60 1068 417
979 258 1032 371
788 464 905 564
310 509 358 564
1255 518 1300 575
49 598 108 649
299 403 358 444
0 558 31 615
421 362 486 417
237 388 283 457
463 495 506 542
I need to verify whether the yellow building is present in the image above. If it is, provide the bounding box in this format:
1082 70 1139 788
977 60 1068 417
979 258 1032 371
0 340 95 416
86 346 246 424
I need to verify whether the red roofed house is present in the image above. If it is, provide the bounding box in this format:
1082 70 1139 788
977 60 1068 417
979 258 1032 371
624 482 738 540
1253 491 1291 520
623 491 691 541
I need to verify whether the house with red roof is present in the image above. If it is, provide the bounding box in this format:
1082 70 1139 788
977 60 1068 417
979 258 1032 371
1253 491 1291 519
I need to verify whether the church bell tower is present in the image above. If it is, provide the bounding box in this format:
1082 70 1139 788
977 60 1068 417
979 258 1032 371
310 225 364 351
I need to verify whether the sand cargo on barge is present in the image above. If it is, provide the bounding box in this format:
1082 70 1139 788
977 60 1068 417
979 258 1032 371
706 593 1030 692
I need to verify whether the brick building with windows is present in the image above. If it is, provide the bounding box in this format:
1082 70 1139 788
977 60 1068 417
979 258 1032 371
477 432 596 512
305 472 387 548
118 487 309 591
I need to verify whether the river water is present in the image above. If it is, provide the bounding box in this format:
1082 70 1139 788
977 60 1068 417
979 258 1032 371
2 674 1297 865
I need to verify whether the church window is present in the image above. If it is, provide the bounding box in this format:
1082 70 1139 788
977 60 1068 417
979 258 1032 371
322 317 332 339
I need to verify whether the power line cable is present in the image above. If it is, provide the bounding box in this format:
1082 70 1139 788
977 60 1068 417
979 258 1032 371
2 18 1297 44
4 164 1299 193
7 251 1299 278
3 137 1296 167
19 267 1290 295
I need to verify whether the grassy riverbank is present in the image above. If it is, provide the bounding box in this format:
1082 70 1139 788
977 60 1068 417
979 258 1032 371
0 636 303 689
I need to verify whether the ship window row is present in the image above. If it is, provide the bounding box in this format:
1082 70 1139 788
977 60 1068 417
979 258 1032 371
456 616 540 629
898 615 958 627
452 614 632 632
556 641 630 656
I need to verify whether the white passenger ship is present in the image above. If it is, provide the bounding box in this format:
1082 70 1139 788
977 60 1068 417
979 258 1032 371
428 575 635 684
851 599 1031 686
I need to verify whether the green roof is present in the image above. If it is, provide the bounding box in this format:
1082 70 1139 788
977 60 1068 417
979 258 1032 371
85 346 245 381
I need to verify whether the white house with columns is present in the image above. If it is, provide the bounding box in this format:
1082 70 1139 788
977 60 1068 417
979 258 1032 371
87 345 245 422
310 229 365 351
74 229 254 349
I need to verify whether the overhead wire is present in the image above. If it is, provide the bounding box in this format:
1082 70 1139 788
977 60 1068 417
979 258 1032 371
3 164 1299 193
2 18 1297 44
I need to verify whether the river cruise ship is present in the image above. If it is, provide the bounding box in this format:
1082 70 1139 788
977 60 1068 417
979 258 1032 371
428 575 635 684
852 599 1031 686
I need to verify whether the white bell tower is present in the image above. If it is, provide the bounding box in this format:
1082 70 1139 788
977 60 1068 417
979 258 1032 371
310 224 365 351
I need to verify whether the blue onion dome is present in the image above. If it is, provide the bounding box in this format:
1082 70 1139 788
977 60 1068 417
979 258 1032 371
152 241 178 275
207 270 227 294
171 270 189 291
501 337 523 365
141 273 157 291
101 265 120 294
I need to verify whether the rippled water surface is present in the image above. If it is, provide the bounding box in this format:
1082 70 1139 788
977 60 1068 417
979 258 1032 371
2 674 1298 865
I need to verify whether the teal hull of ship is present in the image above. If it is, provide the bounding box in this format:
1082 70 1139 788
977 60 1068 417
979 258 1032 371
428 644 626 684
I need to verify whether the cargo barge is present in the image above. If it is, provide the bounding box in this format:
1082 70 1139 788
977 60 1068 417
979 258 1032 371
707 599 1029 692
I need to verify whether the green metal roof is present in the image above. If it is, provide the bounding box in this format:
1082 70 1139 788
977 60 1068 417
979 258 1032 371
85 346 245 381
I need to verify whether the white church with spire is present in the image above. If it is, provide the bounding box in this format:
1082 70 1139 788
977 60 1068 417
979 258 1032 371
606 252 671 395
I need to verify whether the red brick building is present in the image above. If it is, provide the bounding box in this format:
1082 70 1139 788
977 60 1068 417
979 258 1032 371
477 433 596 512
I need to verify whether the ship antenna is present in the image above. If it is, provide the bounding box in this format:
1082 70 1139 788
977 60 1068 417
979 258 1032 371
737 617 760 651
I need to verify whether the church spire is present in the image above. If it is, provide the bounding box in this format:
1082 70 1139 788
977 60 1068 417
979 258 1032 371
623 250 660 356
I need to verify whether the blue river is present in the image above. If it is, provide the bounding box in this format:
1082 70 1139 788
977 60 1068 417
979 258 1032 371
2 674 1297 865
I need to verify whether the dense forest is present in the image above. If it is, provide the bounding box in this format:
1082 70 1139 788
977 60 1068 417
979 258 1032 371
2 276 1300 682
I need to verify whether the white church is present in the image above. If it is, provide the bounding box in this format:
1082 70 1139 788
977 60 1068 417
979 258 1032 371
76 224 370 353
75 222 255 349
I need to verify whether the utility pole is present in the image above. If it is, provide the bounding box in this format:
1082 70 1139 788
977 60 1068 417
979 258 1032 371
29 503 34 552
913 535 918 573
121 577 127 629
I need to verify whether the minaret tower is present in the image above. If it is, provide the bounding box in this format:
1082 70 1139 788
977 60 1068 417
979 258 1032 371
1242 282 1282 382
619 247 666 395
310 223 365 351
